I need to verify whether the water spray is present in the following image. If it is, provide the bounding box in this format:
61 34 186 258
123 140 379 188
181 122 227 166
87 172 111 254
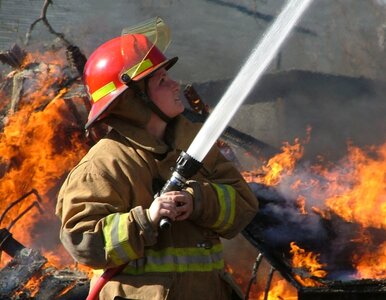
159 0 315 229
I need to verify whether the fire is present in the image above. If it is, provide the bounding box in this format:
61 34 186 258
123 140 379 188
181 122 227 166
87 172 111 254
324 143 386 229
289 242 327 287
244 132 386 283
0 49 89 268
256 138 304 186
258 279 297 300
296 195 307 215
0 46 385 298
226 260 297 300
18 273 45 298
353 241 386 279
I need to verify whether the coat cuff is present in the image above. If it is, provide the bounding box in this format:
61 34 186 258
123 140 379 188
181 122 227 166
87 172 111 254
185 180 203 221
132 206 158 246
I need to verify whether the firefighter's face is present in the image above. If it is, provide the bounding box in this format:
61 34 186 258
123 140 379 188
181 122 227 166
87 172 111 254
147 68 184 118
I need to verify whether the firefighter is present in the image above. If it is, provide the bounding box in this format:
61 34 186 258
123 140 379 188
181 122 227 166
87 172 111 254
56 18 258 300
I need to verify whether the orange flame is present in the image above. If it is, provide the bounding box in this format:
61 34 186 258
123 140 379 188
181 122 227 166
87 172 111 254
257 139 304 186
353 241 386 279
290 242 327 287
258 279 297 300
244 133 386 282
0 49 89 268
324 143 386 229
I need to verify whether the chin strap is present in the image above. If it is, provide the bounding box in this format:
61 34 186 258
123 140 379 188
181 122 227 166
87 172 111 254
121 73 173 123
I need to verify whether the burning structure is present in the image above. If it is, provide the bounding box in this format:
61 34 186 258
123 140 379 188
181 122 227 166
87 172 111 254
242 137 386 299
0 1 386 298
0 41 385 299
0 43 94 299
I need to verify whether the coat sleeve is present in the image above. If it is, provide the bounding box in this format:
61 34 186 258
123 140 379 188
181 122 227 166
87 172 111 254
186 145 259 239
56 159 157 270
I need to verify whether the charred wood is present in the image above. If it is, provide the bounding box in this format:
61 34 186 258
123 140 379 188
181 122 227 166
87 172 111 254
0 44 26 69
26 0 71 46
184 84 210 117
183 83 279 161
55 283 90 300
299 279 386 300
65 45 87 75
34 269 89 300
243 182 386 292
0 243 90 299
0 248 47 297
0 189 89 299
183 109 279 161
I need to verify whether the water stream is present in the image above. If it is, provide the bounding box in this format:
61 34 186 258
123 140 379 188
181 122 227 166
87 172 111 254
186 0 314 162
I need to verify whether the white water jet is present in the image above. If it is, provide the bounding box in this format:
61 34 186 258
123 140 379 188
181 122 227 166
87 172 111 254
186 0 314 162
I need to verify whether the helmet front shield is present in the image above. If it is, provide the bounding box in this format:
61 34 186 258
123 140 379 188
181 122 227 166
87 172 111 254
120 17 171 83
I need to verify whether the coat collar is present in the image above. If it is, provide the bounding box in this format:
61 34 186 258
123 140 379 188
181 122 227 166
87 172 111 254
104 114 200 155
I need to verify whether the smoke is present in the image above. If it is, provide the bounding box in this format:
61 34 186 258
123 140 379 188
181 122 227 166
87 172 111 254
375 0 386 6
245 140 386 280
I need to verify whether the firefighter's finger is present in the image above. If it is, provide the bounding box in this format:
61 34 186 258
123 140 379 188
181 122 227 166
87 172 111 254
162 191 184 197
159 207 177 220
167 191 192 203
175 210 189 221
175 192 193 221
175 204 192 219
149 197 177 224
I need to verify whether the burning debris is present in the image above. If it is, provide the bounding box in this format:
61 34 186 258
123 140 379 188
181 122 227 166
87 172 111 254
0 3 385 298
0 44 27 69
0 189 89 299
242 136 386 299
1 44 385 298
0 234 90 300
0 36 96 299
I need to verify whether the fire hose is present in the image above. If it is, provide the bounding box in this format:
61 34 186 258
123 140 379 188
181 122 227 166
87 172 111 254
87 0 314 298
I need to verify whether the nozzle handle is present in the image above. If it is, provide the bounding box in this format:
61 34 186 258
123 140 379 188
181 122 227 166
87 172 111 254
158 174 184 230
158 151 202 230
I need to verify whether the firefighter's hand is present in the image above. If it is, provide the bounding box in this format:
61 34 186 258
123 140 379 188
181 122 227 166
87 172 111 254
174 190 193 221
149 191 193 225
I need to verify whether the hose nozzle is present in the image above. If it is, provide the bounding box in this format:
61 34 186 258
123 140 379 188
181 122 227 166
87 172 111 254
159 151 202 229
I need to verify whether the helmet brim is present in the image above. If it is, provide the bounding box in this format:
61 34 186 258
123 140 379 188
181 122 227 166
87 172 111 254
134 56 178 81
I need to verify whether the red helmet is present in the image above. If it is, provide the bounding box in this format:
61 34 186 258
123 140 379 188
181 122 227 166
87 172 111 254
83 18 177 129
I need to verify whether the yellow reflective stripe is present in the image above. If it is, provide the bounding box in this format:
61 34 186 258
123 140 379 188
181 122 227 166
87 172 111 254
103 213 138 265
211 184 236 231
90 59 153 103
224 184 236 231
91 81 116 102
118 213 138 260
124 59 153 78
93 269 104 276
122 244 224 274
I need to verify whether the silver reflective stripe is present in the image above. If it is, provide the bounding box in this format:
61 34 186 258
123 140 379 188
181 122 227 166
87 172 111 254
145 251 223 266
122 245 224 274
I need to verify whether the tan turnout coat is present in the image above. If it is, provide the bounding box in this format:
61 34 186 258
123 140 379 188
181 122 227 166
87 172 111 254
56 111 258 300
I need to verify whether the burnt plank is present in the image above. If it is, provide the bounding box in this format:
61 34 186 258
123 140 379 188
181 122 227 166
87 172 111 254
0 248 46 297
